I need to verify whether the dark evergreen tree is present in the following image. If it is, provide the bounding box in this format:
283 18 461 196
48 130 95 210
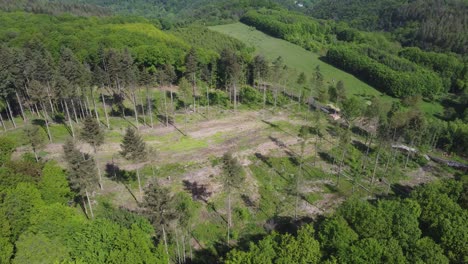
80 116 104 152
120 126 147 161
221 152 245 246
62 139 98 218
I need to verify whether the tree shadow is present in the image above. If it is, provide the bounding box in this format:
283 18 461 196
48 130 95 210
390 183 414 198
241 194 256 208
352 140 370 154
319 151 335 164
192 241 229 264
262 120 296 138
52 113 65 124
351 126 369 137
264 215 313 235
183 180 211 202
31 119 49 134
255 152 273 168
105 162 136 182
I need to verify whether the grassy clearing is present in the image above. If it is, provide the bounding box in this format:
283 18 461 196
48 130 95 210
210 23 380 98
209 23 444 116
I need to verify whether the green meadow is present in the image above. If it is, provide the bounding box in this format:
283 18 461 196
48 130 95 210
210 23 443 116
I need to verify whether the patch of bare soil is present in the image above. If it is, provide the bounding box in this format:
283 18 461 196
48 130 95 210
399 164 439 187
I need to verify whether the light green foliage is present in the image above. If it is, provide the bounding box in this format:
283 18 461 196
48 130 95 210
0 212 13 263
225 225 321 263
318 215 359 253
1 183 44 240
409 237 449 264
13 232 70 264
0 136 15 166
178 77 193 107
240 86 262 106
0 11 189 65
38 161 73 204
28 203 85 243
69 219 165 264
338 198 391 239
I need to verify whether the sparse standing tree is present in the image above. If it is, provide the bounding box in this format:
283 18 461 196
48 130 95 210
63 139 98 219
23 124 46 162
80 116 105 189
221 152 245 246
178 78 193 132
142 182 175 263
120 126 147 200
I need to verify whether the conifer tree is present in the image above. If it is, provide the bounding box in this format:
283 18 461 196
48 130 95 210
142 182 175 261
120 126 147 162
63 139 98 218
221 152 245 246
120 126 147 200
80 116 104 152
23 124 45 162
80 116 105 189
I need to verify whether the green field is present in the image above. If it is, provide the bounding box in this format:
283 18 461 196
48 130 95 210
210 23 443 115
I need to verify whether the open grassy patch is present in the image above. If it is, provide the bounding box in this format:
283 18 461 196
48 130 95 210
210 23 444 116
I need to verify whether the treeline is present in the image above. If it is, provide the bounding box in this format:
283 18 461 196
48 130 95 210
49 0 281 28
308 0 468 54
240 7 467 99
0 11 191 65
225 178 468 263
325 45 444 98
0 0 111 17
241 9 332 52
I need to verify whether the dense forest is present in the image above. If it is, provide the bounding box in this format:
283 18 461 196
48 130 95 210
0 0 467 263
308 0 468 54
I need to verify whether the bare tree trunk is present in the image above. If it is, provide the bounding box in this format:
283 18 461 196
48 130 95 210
85 189 94 219
82 199 88 216
64 100 75 138
227 191 231 247
101 93 110 129
182 233 186 262
175 230 181 264
137 168 143 201
71 99 79 122
0 112 6 131
337 148 347 186
147 88 154 128
405 138 414 169
132 91 139 129
46 81 55 114
139 90 146 126
162 226 170 264
40 101 52 142
206 86 210 118
170 88 174 116
233 83 237 112
15 92 26 121
78 98 85 119
94 143 103 190
91 89 100 124
164 92 169 127
5 100 16 128
85 95 92 116
371 147 381 185
32 147 39 162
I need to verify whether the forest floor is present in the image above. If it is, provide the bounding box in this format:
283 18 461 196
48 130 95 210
7 104 455 250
